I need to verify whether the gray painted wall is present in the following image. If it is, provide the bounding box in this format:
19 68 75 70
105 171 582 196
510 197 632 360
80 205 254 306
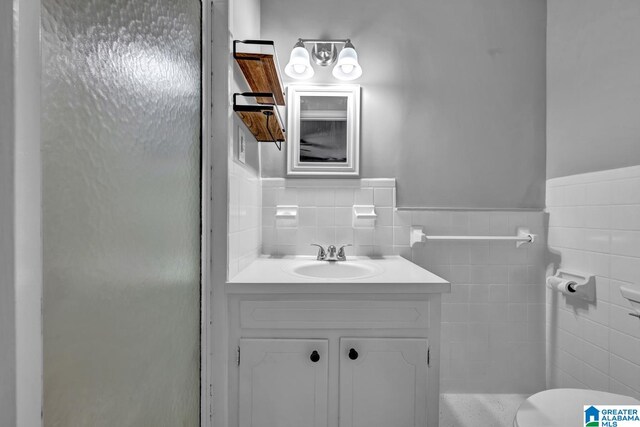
547 0 640 178
230 0 261 176
261 0 546 208
1 0 17 424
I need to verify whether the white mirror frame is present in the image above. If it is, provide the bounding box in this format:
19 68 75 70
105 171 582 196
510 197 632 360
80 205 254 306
286 84 360 176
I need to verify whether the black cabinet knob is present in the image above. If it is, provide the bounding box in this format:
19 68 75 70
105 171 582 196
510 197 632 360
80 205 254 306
348 348 358 360
310 350 320 363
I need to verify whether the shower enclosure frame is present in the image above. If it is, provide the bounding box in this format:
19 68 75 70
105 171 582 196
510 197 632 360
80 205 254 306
200 0 214 426
6 1 44 426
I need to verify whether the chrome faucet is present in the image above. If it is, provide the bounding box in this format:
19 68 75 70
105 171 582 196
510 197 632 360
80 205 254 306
310 244 352 261
310 244 326 260
337 244 352 261
327 245 337 260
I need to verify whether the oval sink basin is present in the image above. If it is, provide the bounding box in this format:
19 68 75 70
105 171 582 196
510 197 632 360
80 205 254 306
285 261 383 280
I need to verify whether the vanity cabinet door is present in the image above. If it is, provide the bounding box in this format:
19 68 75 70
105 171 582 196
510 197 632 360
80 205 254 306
339 338 428 427
239 338 329 427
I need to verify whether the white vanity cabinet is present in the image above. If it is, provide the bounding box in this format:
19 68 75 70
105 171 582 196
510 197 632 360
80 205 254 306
237 336 429 427
227 256 450 427
339 338 429 427
228 295 443 427
238 338 329 427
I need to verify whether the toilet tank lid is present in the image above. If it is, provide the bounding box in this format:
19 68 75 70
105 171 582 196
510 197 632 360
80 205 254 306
515 388 640 427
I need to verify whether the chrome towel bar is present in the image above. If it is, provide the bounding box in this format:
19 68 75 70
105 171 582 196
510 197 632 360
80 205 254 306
410 226 535 248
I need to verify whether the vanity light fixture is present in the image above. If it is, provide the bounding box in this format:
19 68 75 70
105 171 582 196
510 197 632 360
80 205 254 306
332 41 362 80
284 40 315 80
284 38 363 81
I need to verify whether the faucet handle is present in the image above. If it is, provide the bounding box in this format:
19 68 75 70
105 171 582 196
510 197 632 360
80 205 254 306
310 244 326 260
337 244 353 260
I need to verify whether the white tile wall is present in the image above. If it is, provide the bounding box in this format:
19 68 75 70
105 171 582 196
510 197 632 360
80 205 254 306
258 178 547 393
261 178 396 256
228 161 261 279
547 165 640 400
402 210 546 393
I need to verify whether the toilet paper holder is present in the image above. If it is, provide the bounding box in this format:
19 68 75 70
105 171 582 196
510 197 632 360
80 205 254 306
546 269 595 302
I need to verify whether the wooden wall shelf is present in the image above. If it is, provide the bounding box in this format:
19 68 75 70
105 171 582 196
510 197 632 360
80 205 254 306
233 93 285 149
233 40 286 106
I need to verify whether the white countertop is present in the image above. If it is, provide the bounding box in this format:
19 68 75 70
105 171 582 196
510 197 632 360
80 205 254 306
227 255 450 294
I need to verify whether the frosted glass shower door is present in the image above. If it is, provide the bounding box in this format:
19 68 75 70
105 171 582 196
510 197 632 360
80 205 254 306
42 0 202 425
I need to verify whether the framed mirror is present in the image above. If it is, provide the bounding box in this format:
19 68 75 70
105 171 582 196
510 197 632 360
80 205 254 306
286 85 360 176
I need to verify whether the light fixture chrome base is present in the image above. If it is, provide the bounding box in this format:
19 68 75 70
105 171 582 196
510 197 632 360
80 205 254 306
311 43 338 66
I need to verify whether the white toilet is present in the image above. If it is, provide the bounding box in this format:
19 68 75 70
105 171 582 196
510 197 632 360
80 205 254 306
514 388 640 427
